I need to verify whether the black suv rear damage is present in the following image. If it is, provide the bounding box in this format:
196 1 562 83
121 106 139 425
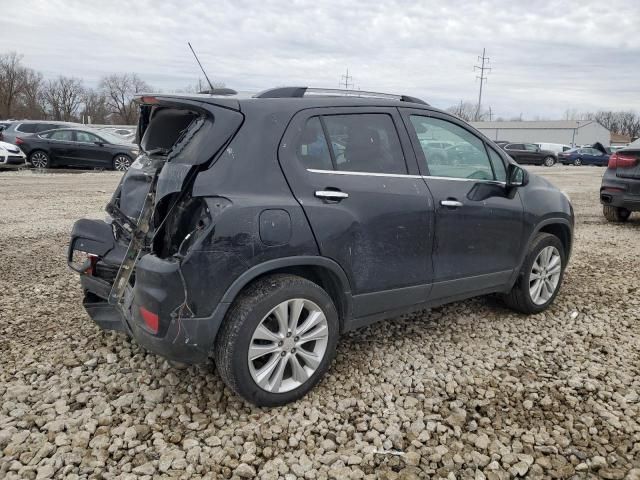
70 88 573 406
68 94 244 361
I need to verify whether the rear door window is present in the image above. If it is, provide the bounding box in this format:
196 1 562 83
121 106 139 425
507 144 524 150
50 130 74 141
322 114 407 174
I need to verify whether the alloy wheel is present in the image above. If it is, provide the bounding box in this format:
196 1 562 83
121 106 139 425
529 246 562 305
114 155 131 171
248 298 329 393
574 158 582 166
544 157 555 167
31 152 48 168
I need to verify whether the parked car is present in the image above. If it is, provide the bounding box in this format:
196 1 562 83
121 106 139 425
558 146 609 166
501 143 557 167
68 87 574 406
600 144 640 222
18 128 139 171
0 140 27 169
0 120 77 146
535 143 572 154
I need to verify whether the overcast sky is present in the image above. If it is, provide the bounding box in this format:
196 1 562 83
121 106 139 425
1 0 638 118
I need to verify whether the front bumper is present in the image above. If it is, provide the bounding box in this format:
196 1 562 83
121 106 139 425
0 154 28 168
69 218 222 364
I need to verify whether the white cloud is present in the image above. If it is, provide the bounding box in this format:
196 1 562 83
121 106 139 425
1 0 638 118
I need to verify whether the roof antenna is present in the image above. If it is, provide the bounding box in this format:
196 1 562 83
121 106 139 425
188 42 215 93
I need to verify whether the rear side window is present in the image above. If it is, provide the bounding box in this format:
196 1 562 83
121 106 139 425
16 123 39 133
322 114 406 174
297 117 333 170
409 115 495 180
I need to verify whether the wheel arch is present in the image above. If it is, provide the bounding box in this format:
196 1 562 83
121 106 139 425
216 256 353 333
507 218 573 290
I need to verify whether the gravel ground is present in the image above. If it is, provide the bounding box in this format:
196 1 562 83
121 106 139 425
0 166 639 480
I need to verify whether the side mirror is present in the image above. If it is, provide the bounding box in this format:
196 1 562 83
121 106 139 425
507 163 527 187
94 141 104 147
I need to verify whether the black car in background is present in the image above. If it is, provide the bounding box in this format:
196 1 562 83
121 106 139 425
17 128 139 171
600 141 640 222
0 120 77 145
501 142 557 167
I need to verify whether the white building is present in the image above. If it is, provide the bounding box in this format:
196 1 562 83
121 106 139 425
470 120 610 147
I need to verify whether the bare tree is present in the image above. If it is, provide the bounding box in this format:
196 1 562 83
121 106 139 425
0 52 27 118
42 76 85 121
446 101 478 122
18 69 45 119
82 90 110 124
100 73 150 124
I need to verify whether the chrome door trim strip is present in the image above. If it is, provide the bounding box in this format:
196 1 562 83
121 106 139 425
306 168 507 185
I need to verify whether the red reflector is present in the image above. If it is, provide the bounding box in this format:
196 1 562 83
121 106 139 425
140 307 159 333
15 137 24 145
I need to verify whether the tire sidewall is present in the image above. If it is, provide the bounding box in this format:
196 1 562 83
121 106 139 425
518 235 566 313
225 278 339 406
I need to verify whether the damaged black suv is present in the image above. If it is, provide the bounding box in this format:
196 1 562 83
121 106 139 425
69 87 574 406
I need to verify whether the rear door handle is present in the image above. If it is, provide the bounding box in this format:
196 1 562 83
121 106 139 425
440 199 463 208
315 190 349 200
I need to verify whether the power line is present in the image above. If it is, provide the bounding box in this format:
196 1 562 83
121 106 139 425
474 48 491 121
340 69 354 89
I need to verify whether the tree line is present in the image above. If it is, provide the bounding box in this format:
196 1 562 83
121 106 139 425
447 101 640 140
0 52 154 125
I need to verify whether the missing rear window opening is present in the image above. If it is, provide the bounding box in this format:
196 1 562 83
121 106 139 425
141 107 200 153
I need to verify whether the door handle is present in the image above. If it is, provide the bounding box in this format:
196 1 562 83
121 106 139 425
315 190 349 200
440 199 463 208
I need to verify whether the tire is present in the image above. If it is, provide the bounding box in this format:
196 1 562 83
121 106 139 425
573 158 582 166
502 233 565 314
543 156 555 167
603 205 631 223
29 150 50 169
214 274 339 406
112 154 131 171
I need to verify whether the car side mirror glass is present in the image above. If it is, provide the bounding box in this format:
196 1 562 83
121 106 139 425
507 163 527 187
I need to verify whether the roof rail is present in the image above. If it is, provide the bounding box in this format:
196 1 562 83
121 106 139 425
255 87 428 105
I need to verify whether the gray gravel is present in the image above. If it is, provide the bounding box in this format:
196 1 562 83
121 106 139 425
1 166 639 479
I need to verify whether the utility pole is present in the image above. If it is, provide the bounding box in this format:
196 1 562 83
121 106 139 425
340 69 354 89
474 48 491 121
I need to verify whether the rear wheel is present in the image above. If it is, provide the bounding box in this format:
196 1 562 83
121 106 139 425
112 154 131 171
543 156 555 167
573 157 582 166
502 233 565 314
30 150 50 169
214 274 339 406
603 205 631 223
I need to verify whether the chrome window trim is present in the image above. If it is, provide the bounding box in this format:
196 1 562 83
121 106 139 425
306 168 506 185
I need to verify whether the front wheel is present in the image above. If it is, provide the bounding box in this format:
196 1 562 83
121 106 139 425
543 156 556 167
502 233 565 314
603 205 631 223
214 274 339 406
